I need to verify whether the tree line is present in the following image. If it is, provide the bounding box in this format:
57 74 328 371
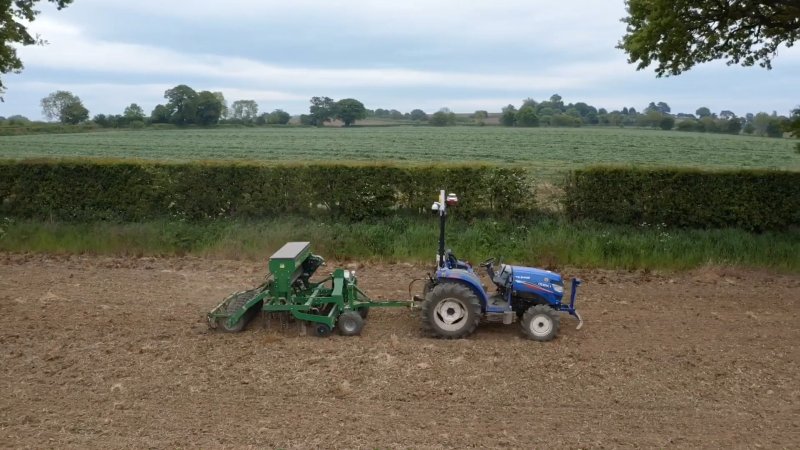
495 94 796 138
7 85 293 129
1 87 797 144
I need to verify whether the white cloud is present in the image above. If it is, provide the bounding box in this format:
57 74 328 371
4 1 799 119
20 17 633 92
69 0 627 53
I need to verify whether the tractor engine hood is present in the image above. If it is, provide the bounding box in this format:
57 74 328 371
510 265 564 297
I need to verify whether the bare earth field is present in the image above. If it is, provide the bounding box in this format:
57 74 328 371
0 254 798 449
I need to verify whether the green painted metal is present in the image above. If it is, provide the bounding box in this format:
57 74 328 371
268 242 311 298
207 242 415 332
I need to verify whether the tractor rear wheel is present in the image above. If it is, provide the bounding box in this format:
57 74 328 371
421 283 481 339
217 289 261 333
338 311 365 336
521 305 560 341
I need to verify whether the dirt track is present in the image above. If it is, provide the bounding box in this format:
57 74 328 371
1 253 798 449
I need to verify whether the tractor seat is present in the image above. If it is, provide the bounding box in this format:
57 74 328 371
493 264 512 287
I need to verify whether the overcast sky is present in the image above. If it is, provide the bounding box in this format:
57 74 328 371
1 0 798 120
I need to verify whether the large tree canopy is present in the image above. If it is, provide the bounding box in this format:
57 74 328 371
618 0 800 76
1 0 73 96
40 90 87 123
335 98 366 126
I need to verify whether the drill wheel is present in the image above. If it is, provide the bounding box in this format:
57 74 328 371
311 323 332 338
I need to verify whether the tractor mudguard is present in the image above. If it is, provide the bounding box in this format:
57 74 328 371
435 268 489 309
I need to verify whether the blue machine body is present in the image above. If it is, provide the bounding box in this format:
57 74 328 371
509 265 563 304
436 254 581 321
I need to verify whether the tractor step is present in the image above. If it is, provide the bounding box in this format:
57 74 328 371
485 297 514 323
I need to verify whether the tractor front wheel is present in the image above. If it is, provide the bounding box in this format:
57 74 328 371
521 305 560 341
421 283 481 339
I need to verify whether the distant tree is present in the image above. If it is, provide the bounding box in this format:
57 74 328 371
646 102 671 115
335 98 367 126
622 107 630 115
93 114 110 128
724 117 743 134
195 91 224 125
515 106 539 127
676 119 697 131
521 97 537 108
719 110 737 120
659 115 675 130
472 110 488 125
213 92 228 119
40 91 88 124
267 109 291 125
500 104 517 126
123 103 146 122
62 101 89 124
308 96 336 126
571 102 596 119
565 107 582 119
640 110 664 127
374 108 388 118
618 0 800 76
410 109 428 121
751 112 787 137
6 114 30 125
164 85 199 125
699 116 719 132
1 1 74 97
231 100 259 122
743 122 755 134
696 107 712 118
430 109 456 126
389 109 404 120
150 104 173 124
551 114 581 127
765 120 784 138
787 107 800 136
788 108 800 152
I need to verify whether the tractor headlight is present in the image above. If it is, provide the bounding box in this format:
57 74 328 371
553 284 564 294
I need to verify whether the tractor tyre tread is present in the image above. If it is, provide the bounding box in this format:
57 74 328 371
521 304 560 341
421 283 481 339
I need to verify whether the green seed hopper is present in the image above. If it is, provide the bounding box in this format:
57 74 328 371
207 242 415 336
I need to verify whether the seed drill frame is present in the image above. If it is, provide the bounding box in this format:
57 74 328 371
206 242 412 336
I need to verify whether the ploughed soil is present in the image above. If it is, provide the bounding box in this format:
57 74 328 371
0 253 798 449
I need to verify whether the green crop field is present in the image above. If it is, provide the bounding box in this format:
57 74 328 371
0 126 798 181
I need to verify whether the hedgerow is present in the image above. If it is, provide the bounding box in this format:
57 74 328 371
0 160 532 221
563 167 800 231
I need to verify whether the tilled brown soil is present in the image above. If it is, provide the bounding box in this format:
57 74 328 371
0 253 798 449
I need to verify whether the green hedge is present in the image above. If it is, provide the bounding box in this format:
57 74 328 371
564 167 800 231
0 160 533 221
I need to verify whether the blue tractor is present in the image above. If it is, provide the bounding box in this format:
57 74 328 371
419 191 583 341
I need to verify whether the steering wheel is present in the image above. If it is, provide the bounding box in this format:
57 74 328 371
479 257 495 267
